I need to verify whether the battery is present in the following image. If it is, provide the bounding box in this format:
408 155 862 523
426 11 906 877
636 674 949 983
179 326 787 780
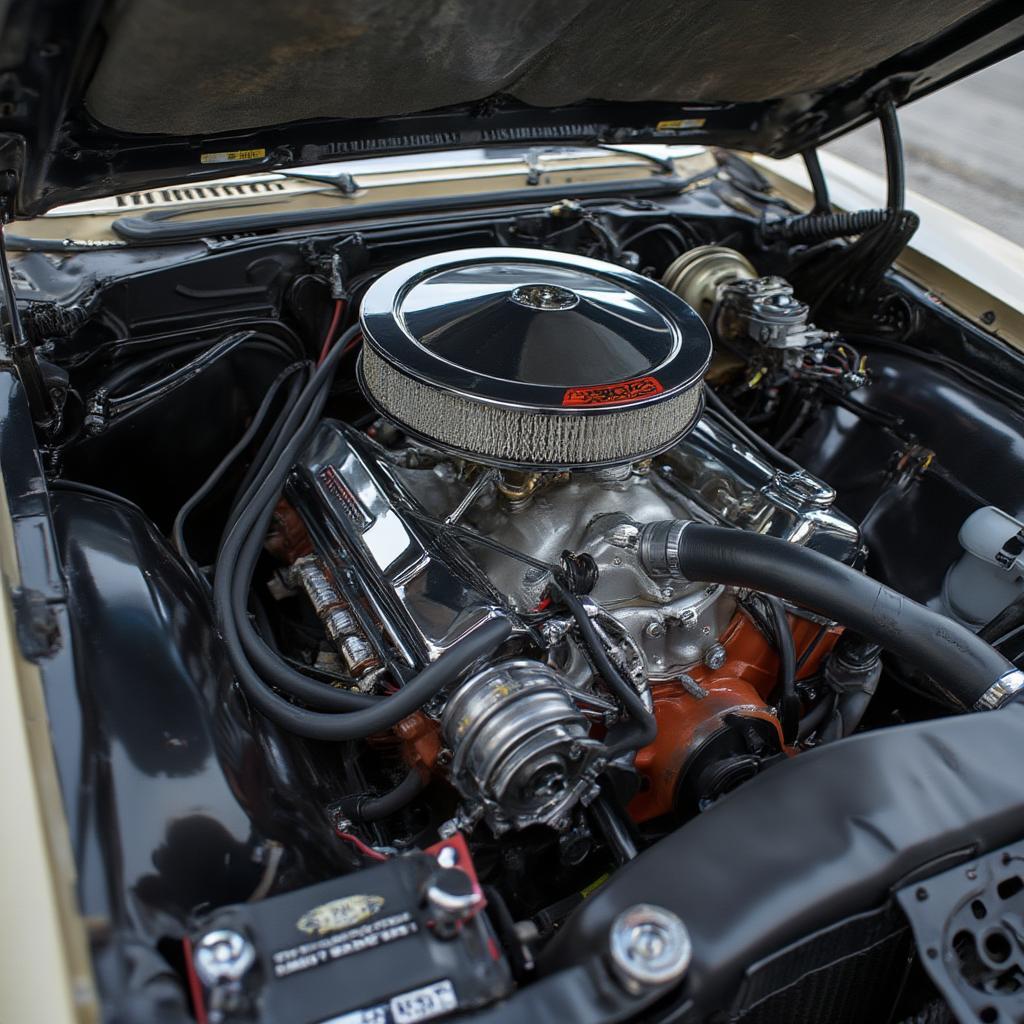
185 835 511 1024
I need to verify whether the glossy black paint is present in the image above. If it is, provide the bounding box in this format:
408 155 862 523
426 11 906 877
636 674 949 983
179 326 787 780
0 0 1022 215
54 488 266 907
790 345 1024 609
0 163 1020 1022
45 490 353 1016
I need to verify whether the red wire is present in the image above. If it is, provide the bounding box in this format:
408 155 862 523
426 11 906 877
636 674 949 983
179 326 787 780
181 936 210 1024
336 830 390 862
317 299 345 366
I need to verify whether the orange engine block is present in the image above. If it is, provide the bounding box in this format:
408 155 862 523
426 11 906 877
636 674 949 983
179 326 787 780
630 610 840 823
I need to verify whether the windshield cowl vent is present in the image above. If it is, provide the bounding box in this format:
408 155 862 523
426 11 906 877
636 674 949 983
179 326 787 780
112 180 288 208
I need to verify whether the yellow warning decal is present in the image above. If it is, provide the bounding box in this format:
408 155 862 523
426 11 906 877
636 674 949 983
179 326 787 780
656 118 706 130
200 148 267 164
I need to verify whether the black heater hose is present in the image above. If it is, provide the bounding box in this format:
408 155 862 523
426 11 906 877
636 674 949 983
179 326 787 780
213 323 513 739
639 522 1022 711
342 768 427 823
762 208 891 244
764 102 905 247
763 594 799 743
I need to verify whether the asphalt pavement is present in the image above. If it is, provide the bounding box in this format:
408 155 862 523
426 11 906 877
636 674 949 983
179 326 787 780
825 52 1024 247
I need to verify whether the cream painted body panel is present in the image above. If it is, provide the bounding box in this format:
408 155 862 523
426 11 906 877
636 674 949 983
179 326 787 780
0 473 96 1023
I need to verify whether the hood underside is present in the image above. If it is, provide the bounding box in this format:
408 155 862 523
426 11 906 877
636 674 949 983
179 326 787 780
1 0 1022 217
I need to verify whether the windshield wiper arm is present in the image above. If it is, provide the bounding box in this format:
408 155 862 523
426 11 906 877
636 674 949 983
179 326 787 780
280 169 360 195
593 144 676 175
524 144 676 177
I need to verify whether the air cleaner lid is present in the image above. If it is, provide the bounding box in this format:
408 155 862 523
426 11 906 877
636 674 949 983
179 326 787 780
358 247 712 468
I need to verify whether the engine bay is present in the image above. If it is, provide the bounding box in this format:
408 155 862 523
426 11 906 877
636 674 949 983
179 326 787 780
272 246 867 843
10 161 1024 1023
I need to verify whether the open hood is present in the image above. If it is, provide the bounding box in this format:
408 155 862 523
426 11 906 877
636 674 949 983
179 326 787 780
1 0 1022 218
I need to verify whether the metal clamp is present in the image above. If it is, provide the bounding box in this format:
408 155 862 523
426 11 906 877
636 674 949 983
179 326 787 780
973 668 1024 711
638 519 689 579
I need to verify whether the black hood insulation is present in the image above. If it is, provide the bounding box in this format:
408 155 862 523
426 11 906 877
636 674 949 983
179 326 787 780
2 0 1021 214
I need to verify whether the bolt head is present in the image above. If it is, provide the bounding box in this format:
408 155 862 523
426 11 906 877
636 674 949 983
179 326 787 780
703 643 727 670
193 929 255 987
644 620 665 639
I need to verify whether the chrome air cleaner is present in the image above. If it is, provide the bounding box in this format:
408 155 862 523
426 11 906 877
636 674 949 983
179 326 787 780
358 248 712 469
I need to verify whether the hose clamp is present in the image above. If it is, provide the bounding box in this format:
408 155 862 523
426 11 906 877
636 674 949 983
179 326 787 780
638 520 689 579
973 668 1024 711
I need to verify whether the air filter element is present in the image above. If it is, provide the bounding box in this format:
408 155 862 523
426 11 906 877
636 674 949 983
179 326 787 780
358 248 712 469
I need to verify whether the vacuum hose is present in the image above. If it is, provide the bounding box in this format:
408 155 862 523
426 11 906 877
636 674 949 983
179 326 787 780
552 580 657 758
341 768 428 822
639 522 1023 711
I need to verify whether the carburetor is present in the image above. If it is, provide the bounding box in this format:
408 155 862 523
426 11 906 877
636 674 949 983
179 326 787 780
712 276 832 351
661 244 867 388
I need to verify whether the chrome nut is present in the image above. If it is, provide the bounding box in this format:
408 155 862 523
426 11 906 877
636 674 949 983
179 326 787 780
608 904 692 994
193 929 256 987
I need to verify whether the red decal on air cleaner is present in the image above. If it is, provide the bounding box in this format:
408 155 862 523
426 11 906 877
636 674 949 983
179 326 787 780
562 375 665 407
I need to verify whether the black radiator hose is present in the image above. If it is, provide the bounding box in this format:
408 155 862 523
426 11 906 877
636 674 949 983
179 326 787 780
639 522 1022 711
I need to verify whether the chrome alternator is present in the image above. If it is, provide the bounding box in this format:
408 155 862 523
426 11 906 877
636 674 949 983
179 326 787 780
441 660 607 835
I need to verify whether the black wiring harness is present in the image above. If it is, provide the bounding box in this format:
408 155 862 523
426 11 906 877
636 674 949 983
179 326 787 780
775 102 920 313
209 324 516 740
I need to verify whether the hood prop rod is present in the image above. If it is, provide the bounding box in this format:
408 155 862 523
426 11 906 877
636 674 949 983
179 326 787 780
0 222 59 434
